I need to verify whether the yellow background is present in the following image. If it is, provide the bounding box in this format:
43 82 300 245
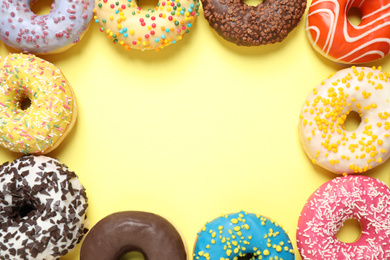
0 0 389 259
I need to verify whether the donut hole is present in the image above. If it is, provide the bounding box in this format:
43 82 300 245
336 218 362 243
20 97 32 111
242 0 263 7
120 251 145 260
347 7 362 26
12 201 36 220
18 203 35 218
238 253 255 260
344 111 361 132
30 0 54 15
136 0 159 11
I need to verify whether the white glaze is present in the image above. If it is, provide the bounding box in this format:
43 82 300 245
0 0 94 54
0 156 88 259
299 66 390 174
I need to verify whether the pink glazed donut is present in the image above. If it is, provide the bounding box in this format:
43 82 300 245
296 175 390 259
0 0 94 54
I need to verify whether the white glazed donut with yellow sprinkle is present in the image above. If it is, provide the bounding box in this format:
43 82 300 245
0 53 77 154
93 0 199 51
299 66 390 174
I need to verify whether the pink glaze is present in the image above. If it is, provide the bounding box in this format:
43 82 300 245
297 175 390 259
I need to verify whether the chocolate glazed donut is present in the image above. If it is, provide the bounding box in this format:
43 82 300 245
201 0 307 46
80 211 187 260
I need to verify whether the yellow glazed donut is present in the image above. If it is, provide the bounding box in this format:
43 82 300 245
299 66 390 174
0 54 77 154
93 0 200 51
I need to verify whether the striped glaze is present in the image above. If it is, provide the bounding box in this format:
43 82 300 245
306 0 390 64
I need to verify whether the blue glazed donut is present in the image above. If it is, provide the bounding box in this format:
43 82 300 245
193 211 295 260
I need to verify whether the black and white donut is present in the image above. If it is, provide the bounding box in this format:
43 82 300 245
0 155 88 260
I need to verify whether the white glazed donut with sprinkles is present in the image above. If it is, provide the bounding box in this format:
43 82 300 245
0 0 94 54
299 66 390 174
297 175 390 259
0 155 88 260
93 0 199 51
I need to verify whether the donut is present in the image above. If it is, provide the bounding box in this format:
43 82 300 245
200 0 306 46
306 0 390 64
0 53 77 154
0 155 88 260
193 211 295 260
297 175 390 259
93 0 200 51
0 0 94 54
299 66 390 174
80 211 187 260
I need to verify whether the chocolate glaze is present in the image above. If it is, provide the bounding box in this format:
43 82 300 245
80 211 187 260
201 0 307 46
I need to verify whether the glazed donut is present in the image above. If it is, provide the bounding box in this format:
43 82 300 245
93 0 199 51
0 53 77 154
299 66 390 174
80 211 187 260
0 0 94 54
297 175 390 259
306 0 390 64
201 0 306 46
193 211 295 260
0 155 88 260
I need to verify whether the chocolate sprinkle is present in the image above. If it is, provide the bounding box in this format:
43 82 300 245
0 155 88 260
201 0 307 46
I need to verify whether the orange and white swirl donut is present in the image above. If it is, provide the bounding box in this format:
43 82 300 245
306 0 390 64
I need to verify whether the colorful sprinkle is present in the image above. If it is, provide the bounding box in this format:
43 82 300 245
94 0 199 50
0 54 76 154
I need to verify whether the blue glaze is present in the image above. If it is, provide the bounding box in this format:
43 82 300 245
193 211 295 260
